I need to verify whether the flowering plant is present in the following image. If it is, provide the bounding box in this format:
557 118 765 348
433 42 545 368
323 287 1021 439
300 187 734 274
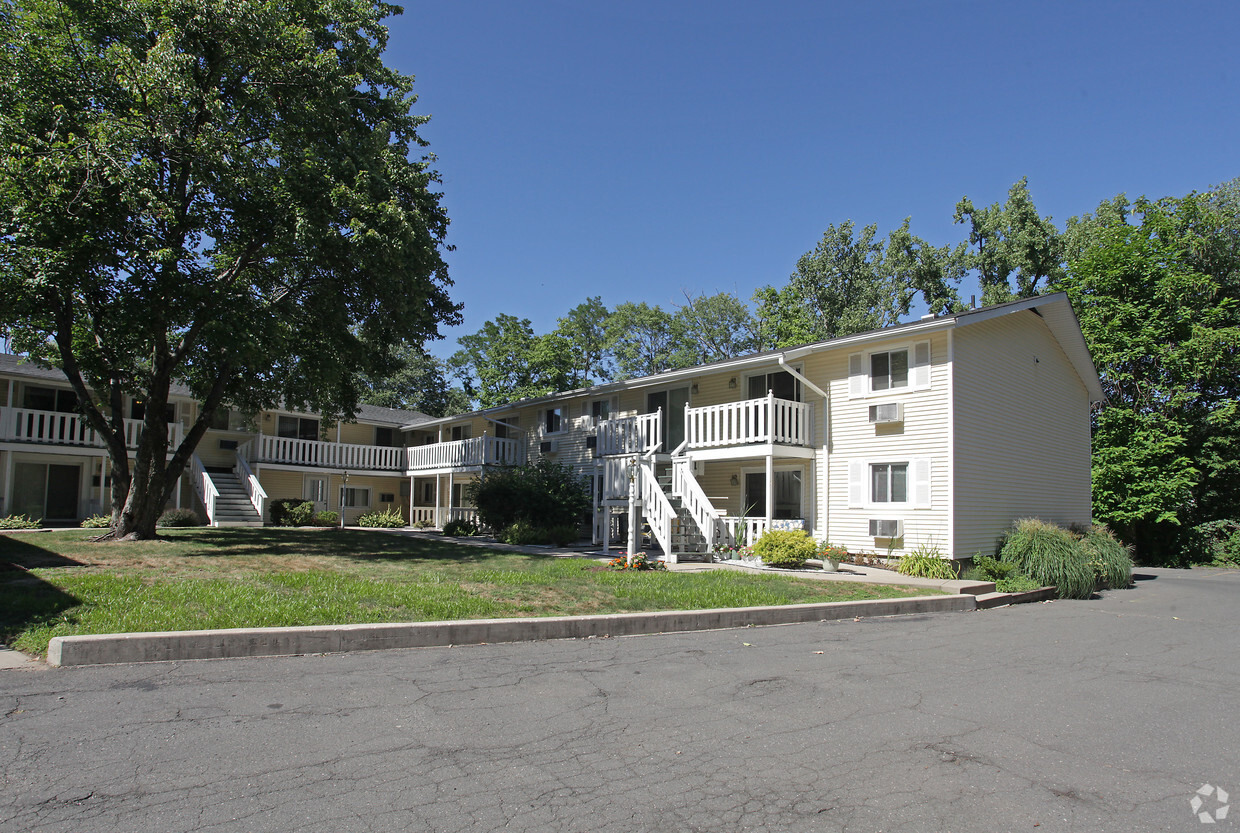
817 542 848 562
607 552 667 571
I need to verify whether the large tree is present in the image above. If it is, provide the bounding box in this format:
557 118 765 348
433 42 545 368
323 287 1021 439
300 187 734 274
450 315 573 408
1058 189 1240 563
0 0 459 538
954 177 1064 305
360 344 469 418
672 291 762 366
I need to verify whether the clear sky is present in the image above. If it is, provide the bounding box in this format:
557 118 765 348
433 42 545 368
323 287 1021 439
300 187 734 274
385 0 1238 358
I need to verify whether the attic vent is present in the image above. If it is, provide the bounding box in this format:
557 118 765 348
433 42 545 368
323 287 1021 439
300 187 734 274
868 403 904 424
868 518 903 538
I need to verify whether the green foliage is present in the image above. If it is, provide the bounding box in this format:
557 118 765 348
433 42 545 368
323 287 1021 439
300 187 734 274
966 554 1041 592
894 545 957 580
1186 520 1240 567
0 0 458 539
817 542 849 564
442 517 481 537
752 529 818 569
156 509 199 528
1060 188 1240 565
80 514 113 529
467 459 590 533
313 511 339 527
357 507 406 529
672 292 762 365
606 302 684 380
555 296 615 387
269 500 316 527
995 574 1042 593
498 522 546 546
0 514 41 530
360 344 470 418
411 519 434 530
999 519 1097 599
1077 525 1134 589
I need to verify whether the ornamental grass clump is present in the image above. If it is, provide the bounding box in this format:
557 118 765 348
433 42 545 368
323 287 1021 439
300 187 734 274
0 514 41 529
752 529 818 569
894 545 956 580
999 518 1096 599
1077 524 1133 589
357 506 406 528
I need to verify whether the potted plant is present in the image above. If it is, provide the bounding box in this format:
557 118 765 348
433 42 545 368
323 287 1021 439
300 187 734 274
818 542 848 572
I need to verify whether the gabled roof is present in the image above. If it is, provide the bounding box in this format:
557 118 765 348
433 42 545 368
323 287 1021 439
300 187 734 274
0 354 434 426
404 292 1104 429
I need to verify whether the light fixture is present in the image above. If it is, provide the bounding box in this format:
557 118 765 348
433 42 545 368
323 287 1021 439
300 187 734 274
730 474 739 486
728 377 737 389
690 382 699 395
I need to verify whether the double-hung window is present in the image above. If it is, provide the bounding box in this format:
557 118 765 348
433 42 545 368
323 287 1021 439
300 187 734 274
544 407 563 434
870 350 909 392
870 463 908 503
342 487 370 508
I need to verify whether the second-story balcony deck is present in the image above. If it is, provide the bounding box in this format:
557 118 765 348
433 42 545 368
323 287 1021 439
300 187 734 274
595 395 814 458
240 434 408 471
0 406 183 452
405 435 525 474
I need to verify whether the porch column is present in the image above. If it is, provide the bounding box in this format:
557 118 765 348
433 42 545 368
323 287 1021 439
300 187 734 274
408 475 415 526
174 470 182 509
434 473 442 528
765 454 774 534
1 450 11 516
627 465 640 560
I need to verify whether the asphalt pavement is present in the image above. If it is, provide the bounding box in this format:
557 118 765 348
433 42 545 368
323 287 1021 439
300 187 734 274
2 566 1237 832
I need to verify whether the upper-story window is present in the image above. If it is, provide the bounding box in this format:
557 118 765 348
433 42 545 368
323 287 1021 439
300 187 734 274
277 415 319 441
209 409 233 430
130 399 176 422
450 423 472 441
494 417 519 439
871 463 908 503
870 350 909 392
544 407 563 434
591 399 611 422
849 341 931 398
374 426 398 447
748 370 801 401
23 386 78 413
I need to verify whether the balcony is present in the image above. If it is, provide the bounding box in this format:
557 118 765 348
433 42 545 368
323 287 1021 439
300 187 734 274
405 435 525 473
0 406 183 451
240 434 407 471
595 412 662 456
684 395 813 450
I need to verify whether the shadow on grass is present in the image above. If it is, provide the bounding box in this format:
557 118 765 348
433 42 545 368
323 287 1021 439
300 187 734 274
0 534 89 569
163 527 532 565
0 567 81 647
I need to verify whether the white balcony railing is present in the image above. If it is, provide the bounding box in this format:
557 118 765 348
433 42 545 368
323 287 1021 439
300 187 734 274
595 410 662 456
0 406 183 451
684 394 813 450
405 435 524 473
244 434 407 471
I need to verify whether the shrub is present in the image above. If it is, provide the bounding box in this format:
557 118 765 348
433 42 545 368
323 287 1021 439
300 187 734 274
966 554 1020 582
1078 524 1133 589
467 459 590 533
995 574 1042 593
357 506 406 528
156 508 199 527
80 514 113 529
999 518 1096 599
442 517 481 537
0 514 41 529
546 524 580 547
894 545 957 580
313 510 339 526
752 529 817 569
411 519 433 529
1188 519 1240 567
499 521 546 545
269 499 315 527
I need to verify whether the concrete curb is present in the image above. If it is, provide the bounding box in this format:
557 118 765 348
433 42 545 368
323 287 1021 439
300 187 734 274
975 586 1058 608
46 594 976 667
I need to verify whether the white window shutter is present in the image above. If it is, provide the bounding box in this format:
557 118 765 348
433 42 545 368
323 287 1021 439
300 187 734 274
848 353 866 398
912 341 931 389
848 460 866 507
912 458 931 508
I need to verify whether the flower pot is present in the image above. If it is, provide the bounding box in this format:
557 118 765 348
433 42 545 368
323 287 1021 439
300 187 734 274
823 558 841 572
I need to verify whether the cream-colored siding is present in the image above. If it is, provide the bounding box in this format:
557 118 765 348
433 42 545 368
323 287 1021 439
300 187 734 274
952 311 1092 558
820 333 952 555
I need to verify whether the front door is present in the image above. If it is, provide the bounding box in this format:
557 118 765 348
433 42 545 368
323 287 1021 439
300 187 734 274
304 476 328 511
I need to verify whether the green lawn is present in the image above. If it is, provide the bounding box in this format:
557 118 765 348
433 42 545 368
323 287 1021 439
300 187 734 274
0 528 936 656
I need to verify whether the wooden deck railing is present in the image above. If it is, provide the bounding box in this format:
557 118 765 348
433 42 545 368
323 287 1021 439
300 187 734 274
0 407 183 451
684 394 813 449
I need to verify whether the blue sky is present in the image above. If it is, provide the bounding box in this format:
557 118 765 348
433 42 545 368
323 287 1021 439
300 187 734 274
386 1 1238 358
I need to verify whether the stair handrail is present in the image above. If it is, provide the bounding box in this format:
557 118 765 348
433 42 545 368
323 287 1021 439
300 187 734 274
233 452 268 522
190 453 219 527
671 456 720 552
636 456 676 557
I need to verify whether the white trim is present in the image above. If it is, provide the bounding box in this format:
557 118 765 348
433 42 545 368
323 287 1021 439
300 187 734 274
945 328 956 558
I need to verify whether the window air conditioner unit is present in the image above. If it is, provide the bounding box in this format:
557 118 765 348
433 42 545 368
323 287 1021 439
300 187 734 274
540 440 560 454
869 518 903 537
586 435 597 450
868 403 904 424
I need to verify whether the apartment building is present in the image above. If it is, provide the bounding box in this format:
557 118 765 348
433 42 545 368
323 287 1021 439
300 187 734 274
0 293 1101 561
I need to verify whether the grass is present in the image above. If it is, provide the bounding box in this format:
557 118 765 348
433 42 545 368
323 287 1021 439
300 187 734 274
0 528 936 656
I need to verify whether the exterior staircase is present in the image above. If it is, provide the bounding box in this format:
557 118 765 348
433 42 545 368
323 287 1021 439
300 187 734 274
655 471 712 563
206 470 263 527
